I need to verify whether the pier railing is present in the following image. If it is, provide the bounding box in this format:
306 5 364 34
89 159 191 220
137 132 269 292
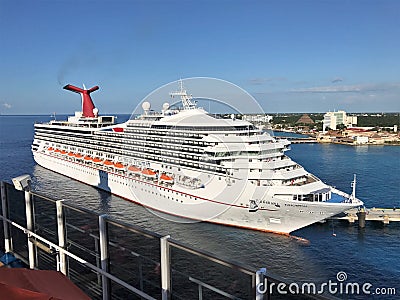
0 181 331 300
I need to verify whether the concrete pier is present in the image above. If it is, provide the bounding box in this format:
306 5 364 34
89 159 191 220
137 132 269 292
330 207 400 225
275 137 318 144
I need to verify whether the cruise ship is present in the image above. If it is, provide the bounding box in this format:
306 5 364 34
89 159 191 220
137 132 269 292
32 82 363 234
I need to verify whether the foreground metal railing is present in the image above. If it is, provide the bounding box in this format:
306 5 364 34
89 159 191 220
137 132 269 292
0 181 331 300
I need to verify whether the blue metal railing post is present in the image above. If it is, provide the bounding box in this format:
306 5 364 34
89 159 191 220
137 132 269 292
99 214 111 300
256 268 268 300
160 235 171 300
56 200 67 275
25 190 36 269
1 182 12 253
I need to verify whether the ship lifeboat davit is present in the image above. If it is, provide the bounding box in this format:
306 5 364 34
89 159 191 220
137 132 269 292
160 173 174 183
141 169 157 178
92 157 103 164
114 162 125 169
103 160 113 166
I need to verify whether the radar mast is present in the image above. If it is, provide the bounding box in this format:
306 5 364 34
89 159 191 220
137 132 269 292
169 79 197 109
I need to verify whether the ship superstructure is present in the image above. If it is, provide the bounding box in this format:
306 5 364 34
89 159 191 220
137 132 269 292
32 83 363 234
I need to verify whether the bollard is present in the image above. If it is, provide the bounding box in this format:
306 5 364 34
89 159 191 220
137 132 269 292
357 208 366 228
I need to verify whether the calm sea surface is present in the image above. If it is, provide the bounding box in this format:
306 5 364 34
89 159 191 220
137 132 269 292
1 115 399 295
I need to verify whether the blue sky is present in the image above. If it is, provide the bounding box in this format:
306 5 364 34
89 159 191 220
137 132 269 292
0 0 399 114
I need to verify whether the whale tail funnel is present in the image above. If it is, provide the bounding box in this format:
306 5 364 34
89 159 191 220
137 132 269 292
63 84 99 117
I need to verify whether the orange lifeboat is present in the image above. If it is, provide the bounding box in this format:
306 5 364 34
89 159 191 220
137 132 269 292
92 157 103 164
114 162 125 169
47 147 54 151
75 153 83 159
160 173 174 183
67 152 75 157
103 160 113 166
54 149 61 153
60 150 67 155
128 166 141 173
141 169 157 178
84 155 92 161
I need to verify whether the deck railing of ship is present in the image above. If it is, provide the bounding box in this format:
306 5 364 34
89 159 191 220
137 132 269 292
0 181 334 300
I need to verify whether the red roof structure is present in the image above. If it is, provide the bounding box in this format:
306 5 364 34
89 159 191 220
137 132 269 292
0 268 90 300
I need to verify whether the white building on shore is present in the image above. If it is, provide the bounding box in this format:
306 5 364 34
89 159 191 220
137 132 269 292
323 110 357 133
242 114 273 123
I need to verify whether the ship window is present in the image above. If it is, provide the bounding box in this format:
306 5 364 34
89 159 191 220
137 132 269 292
302 194 314 202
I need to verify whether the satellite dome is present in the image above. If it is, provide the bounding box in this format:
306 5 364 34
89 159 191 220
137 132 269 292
162 103 170 111
142 101 151 111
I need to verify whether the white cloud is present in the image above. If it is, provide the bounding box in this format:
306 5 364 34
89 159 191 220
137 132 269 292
248 77 287 85
291 82 400 94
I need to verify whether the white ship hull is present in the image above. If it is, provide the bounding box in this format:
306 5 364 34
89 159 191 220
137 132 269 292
31 82 363 234
33 151 359 234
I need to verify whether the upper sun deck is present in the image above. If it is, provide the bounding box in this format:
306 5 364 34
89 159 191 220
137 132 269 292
35 112 116 130
126 80 262 134
127 104 262 136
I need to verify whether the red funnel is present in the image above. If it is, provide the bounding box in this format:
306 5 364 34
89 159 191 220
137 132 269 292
63 84 99 117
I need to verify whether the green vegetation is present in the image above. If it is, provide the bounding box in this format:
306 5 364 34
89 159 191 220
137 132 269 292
270 113 399 129
356 113 400 127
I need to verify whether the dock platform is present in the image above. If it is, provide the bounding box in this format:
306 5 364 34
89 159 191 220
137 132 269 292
330 207 400 225
275 136 318 144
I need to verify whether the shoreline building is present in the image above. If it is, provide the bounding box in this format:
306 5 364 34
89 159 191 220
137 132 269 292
242 114 273 123
322 110 357 133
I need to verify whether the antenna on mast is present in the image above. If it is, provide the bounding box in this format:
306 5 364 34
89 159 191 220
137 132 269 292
350 174 357 202
169 79 197 109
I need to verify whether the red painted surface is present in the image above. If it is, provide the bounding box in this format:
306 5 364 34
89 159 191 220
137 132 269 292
0 268 90 300
112 127 124 132
63 84 99 118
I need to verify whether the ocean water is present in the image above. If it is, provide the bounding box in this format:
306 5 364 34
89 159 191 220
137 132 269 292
1 115 399 297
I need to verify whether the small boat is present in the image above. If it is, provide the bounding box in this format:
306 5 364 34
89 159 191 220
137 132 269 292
47 147 54 151
75 153 83 159
92 157 103 164
114 162 125 169
60 150 67 155
160 173 174 183
141 169 157 178
54 149 61 153
67 152 75 157
103 160 113 166
128 166 141 173
84 155 92 161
